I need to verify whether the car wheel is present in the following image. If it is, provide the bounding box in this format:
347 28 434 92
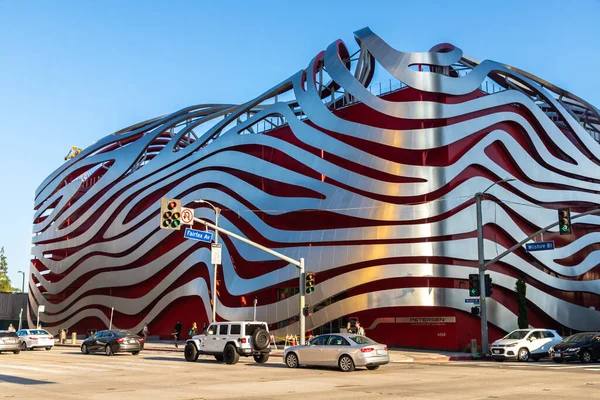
253 353 269 363
252 328 270 351
223 344 239 365
45 347 52 351
81 344 89 354
517 348 529 362
367 365 380 370
214 354 224 362
132 351 140 356
184 343 198 362
553 358 564 363
20 342 27 351
105 345 114 356
339 355 355 372
580 350 592 363
285 352 299 368
13 350 20 355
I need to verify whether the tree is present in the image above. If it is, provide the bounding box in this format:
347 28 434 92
0 247 18 293
515 275 529 329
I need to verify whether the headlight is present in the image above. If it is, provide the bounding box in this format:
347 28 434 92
566 348 580 352
549 346 554 353
505 343 517 347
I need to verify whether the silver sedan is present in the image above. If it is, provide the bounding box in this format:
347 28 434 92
283 333 389 372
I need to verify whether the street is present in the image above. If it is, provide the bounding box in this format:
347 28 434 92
1 347 599 399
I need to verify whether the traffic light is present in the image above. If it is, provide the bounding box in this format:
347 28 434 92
558 208 572 235
305 273 315 294
160 198 182 230
468 274 480 297
485 274 493 297
471 306 480 317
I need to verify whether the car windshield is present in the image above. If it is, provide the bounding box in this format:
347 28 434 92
504 330 530 340
563 333 595 343
348 336 376 345
0 332 17 338
116 330 135 337
30 330 50 335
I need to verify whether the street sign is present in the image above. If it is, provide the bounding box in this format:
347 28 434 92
465 298 480 304
184 228 213 243
181 207 194 225
38 305 45 313
211 243 222 265
525 241 555 252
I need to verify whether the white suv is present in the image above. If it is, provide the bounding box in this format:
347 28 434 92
490 329 562 362
184 321 271 365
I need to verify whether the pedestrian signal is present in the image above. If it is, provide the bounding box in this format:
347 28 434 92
160 198 182 230
305 273 315 294
558 208 572 235
485 274 493 297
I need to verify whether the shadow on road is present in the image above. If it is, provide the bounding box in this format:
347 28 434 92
0 374 54 385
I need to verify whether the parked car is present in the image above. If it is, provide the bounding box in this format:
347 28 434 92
184 321 271 365
490 329 562 362
80 330 143 356
16 329 55 351
0 330 21 354
283 333 389 372
550 332 600 363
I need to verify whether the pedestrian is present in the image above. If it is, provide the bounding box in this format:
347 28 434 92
173 320 182 348
142 323 149 346
356 321 365 336
189 322 198 337
202 322 207 333
346 321 354 334
7 323 15 332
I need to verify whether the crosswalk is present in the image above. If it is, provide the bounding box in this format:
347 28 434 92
0 354 185 377
447 360 600 372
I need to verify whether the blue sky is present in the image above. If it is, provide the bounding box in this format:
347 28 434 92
1 0 599 290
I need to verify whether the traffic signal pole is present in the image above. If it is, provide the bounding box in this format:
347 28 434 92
193 217 307 345
475 192 489 356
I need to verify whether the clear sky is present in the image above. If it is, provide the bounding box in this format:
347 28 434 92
1 0 599 290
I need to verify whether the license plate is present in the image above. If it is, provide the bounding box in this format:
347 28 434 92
555 352 561 357
130 339 136 344
376 349 386 355
493 350 500 354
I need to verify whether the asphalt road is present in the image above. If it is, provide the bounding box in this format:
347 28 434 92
1 347 599 399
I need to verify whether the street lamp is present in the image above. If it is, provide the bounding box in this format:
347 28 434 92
17 271 25 330
475 177 516 355
18 271 25 293
194 199 221 324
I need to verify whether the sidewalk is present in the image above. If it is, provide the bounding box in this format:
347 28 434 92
55 340 473 362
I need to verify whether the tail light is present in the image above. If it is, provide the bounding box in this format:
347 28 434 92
360 347 374 353
30 337 38 341
239 338 247 344
384 346 388 351
49 336 54 340
138 338 144 342
117 338 126 343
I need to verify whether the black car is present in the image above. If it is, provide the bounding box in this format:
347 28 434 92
81 330 143 356
551 332 600 363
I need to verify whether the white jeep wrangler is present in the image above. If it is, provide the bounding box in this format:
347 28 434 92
184 321 271 365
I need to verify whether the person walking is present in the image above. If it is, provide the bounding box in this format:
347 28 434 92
173 320 182 348
345 321 355 334
7 323 15 332
142 323 149 348
189 322 198 337
356 321 365 336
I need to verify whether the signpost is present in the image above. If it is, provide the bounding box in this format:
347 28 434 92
525 241 555 252
184 228 213 243
211 243 222 265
